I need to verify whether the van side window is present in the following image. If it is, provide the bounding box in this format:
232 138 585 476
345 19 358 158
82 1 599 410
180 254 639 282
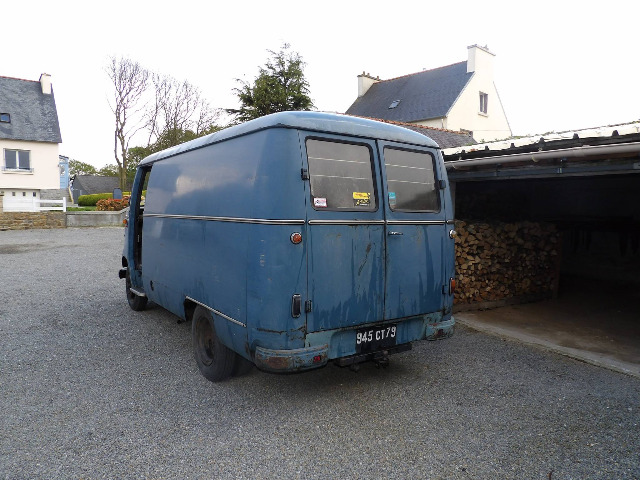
383 148 439 212
306 139 376 211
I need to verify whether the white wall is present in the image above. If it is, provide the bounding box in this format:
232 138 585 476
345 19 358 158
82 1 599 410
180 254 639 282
414 118 448 129
447 46 512 142
1 139 60 191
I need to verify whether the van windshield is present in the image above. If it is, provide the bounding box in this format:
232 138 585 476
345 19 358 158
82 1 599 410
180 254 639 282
306 139 376 211
383 147 439 212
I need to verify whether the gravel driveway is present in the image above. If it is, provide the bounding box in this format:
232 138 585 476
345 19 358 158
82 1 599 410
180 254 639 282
1 227 639 479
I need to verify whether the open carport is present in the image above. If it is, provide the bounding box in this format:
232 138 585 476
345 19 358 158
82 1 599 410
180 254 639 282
444 123 640 376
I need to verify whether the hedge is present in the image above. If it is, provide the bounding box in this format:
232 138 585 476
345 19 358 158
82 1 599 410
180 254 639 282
78 193 112 206
77 191 134 206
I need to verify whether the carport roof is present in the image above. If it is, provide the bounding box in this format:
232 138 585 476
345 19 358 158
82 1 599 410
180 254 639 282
443 122 640 180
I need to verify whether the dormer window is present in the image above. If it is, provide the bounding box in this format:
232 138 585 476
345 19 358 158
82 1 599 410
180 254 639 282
0 113 10 123
479 92 488 114
388 99 401 109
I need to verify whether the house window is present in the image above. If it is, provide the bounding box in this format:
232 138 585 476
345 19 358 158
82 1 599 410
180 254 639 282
479 92 488 114
0 113 10 123
389 99 401 109
3 149 31 171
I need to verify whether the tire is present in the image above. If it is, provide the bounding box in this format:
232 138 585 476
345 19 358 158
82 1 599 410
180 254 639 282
126 271 148 311
192 306 236 382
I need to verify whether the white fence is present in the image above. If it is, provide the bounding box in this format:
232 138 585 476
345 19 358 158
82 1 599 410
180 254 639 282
2 197 67 212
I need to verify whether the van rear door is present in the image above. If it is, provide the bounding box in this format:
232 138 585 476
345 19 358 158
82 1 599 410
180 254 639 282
378 142 448 319
302 134 386 332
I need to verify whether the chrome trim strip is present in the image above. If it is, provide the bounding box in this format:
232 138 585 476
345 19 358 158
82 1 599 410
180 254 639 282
186 296 247 328
446 219 455 225
386 220 446 225
144 213 305 225
129 288 146 298
308 219 386 225
308 219 446 226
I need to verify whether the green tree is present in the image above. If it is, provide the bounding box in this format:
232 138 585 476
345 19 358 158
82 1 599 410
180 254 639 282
97 164 119 177
68 159 97 177
230 44 314 122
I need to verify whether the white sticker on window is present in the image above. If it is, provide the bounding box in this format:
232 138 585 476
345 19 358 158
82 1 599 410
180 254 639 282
314 197 327 208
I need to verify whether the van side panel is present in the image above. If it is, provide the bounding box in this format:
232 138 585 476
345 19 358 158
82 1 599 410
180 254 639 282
245 129 308 351
141 128 308 355
142 141 255 326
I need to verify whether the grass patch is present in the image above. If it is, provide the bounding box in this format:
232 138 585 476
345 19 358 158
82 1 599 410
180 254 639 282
67 206 97 211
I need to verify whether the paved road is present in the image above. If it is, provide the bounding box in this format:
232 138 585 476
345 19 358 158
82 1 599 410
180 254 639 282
1 227 639 479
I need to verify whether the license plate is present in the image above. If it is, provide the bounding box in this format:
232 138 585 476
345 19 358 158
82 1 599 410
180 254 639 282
355 324 397 353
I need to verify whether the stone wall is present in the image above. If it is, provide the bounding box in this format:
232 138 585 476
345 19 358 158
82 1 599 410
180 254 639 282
0 194 66 230
0 211 66 230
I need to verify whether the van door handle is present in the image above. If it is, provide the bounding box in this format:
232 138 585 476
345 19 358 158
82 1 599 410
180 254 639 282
388 231 403 236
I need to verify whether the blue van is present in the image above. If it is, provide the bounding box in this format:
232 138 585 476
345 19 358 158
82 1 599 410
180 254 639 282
120 111 456 382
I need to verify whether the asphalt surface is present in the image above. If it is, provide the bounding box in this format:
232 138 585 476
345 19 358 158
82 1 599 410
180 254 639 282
1 227 639 480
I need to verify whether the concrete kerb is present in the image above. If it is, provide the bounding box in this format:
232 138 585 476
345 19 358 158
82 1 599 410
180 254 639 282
65 207 128 227
455 314 640 379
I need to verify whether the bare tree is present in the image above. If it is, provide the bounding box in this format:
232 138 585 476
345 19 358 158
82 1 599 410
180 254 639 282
107 58 221 182
107 56 149 190
146 73 220 147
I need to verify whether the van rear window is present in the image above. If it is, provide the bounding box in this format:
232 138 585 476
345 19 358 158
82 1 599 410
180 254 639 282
383 148 439 212
306 139 376 211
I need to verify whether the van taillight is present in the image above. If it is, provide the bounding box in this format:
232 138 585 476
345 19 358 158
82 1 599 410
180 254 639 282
449 278 456 295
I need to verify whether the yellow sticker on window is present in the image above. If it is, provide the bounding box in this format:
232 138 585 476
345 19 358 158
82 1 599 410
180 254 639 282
353 192 371 206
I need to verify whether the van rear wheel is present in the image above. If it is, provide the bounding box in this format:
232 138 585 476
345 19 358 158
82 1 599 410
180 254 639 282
192 306 236 382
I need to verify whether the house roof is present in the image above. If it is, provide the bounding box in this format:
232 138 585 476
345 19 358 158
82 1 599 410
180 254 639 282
372 118 476 149
0 75 62 143
71 175 120 195
345 62 473 123
346 115 476 149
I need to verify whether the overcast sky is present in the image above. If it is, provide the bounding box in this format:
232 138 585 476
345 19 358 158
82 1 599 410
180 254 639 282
4 0 639 168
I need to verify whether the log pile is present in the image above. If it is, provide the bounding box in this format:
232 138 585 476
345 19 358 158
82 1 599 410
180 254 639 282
454 220 561 305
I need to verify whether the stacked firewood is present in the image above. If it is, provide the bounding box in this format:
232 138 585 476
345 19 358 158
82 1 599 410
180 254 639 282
454 220 561 304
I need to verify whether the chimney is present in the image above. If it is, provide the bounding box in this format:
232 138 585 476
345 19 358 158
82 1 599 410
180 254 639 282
39 73 52 95
357 72 380 98
467 45 495 74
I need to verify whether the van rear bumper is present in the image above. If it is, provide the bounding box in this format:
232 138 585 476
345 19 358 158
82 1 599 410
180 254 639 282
254 344 329 373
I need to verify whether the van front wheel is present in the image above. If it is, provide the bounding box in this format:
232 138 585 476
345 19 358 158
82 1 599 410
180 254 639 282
126 271 148 311
192 306 236 382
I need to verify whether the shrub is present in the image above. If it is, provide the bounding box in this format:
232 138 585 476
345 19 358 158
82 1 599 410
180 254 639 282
78 193 112 206
96 196 130 211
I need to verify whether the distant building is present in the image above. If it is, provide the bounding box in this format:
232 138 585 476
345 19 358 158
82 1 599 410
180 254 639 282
70 175 120 204
0 74 63 211
346 45 512 143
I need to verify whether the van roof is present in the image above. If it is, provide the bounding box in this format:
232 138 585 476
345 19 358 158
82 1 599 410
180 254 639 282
140 111 439 165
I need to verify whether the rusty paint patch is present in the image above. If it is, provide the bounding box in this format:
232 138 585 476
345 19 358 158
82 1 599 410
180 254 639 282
263 355 291 370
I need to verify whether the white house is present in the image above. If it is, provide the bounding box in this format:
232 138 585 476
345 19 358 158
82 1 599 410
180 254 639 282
346 45 512 142
0 74 63 211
